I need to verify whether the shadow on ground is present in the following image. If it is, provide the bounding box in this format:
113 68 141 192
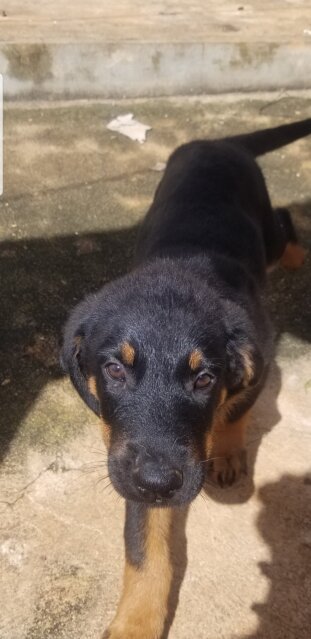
0 225 138 460
242 472 311 639
0 201 310 638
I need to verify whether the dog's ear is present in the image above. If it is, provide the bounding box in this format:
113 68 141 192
61 297 100 416
225 330 264 394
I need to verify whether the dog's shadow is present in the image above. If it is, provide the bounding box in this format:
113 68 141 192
0 202 310 639
241 472 311 639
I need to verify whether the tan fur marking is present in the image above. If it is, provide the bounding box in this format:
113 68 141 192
87 378 111 448
87 375 98 399
219 387 228 407
86 377 111 448
241 349 254 385
206 408 249 460
101 418 111 449
224 388 251 418
281 242 307 269
205 392 251 485
189 349 203 371
74 335 82 352
107 508 173 639
120 341 135 366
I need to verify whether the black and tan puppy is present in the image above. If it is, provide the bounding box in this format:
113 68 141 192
62 118 311 638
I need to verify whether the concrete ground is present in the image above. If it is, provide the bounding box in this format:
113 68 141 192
1 1 311 97
0 94 311 639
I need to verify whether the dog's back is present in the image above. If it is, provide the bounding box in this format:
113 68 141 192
136 118 311 279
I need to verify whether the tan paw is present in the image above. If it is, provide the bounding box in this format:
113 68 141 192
208 449 247 488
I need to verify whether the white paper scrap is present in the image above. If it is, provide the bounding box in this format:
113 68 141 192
107 113 151 144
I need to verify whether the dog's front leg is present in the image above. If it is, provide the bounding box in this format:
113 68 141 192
105 502 173 639
206 409 249 487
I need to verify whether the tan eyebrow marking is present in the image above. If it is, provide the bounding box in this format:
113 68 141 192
120 341 135 366
188 349 203 371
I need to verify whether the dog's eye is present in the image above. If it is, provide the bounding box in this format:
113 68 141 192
105 362 126 382
194 372 213 390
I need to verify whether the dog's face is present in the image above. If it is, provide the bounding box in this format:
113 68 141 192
62 262 262 506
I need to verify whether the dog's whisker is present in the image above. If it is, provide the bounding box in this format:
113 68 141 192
95 475 112 488
77 465 108 476
85 446 107 456
80 460 108 467
199 455 227 464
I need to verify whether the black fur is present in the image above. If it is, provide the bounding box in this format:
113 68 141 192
62 117 311 507
124 501 148 567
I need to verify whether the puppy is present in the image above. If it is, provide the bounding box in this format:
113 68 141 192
62 117 311 639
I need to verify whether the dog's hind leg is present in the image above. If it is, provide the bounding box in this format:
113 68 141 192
275 207 307 269
104 503 173 639
266 207 307 270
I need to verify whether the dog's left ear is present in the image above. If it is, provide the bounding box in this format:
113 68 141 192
225 330 264 394
61 296 101 416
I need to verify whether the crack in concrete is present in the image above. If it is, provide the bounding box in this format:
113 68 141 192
26 494 108 537
0 458 89 510
1 166 152 205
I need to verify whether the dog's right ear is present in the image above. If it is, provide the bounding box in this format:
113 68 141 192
61 297 101 416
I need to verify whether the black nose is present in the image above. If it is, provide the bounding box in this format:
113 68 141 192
133 460 183 502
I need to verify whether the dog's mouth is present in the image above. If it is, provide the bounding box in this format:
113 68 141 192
107 449 205 506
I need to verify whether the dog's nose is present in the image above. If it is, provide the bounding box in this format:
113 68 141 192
133 461 183 502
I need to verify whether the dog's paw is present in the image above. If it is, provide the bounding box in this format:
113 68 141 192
207 449 248 488
281 243 307 269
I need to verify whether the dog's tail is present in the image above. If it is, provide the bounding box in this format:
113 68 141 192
229 117 311 157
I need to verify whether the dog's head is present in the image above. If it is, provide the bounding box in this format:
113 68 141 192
62 261 263 506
